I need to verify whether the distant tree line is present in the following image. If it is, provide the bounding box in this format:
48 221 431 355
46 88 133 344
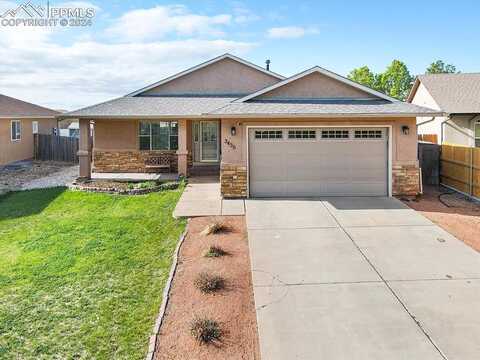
347 60 459 100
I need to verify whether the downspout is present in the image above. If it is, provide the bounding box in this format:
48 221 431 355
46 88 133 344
440 115 451 144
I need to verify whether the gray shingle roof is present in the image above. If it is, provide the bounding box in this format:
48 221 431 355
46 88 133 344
62 97 440 118
0 94 59 117
64 96 237 117
209 99 441 116
417 73 480 114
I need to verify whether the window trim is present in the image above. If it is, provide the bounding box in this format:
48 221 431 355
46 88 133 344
11 120 21 142
138 120 178 151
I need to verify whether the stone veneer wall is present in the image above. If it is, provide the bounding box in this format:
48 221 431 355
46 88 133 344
220 163 247 198
392 164 420 196
93 150 179 173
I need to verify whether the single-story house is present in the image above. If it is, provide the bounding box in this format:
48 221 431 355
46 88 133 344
407 73 480 146
0 94 59 166
61 54 441 198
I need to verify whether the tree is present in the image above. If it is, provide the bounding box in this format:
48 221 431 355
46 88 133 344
347 66 378 89
378 60 414 100
426 60 458 74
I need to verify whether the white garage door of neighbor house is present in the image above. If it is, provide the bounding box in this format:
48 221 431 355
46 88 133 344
248 127 389 197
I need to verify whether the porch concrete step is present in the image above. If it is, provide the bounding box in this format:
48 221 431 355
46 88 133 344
189 165 220 176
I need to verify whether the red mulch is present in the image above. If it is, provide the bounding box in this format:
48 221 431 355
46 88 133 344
403 186 480 252
154 216 260 360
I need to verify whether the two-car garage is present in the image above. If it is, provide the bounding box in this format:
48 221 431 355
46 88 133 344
248 127 389 197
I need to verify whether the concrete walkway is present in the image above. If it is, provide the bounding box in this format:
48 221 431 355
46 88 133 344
246 197 480 360
173 176 245 217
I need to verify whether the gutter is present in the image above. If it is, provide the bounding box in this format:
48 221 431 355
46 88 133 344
416 116 436 127
57 112 444 121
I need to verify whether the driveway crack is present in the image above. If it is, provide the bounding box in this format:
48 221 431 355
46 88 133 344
252 269 290 310
320 201 450 360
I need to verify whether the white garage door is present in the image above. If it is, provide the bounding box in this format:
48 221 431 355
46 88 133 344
248 127 389 197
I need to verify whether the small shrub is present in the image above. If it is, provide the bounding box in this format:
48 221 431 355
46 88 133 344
204 245 228 258
201 222 229 236
194 272 226 293
190 318 222 344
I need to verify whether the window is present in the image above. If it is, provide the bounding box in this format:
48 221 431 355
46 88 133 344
139 121 178 150
32 121 38 134
321 129 349 139
288 129 316 139
475 122 480 147
354 129 383 139
11 120 21 141
254 130 283 139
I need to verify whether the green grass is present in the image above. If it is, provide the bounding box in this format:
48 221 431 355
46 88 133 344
0 187 186 359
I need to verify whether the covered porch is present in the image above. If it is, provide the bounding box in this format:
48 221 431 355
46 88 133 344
77 118 222 180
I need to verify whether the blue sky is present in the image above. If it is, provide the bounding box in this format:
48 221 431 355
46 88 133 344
0 0 478 110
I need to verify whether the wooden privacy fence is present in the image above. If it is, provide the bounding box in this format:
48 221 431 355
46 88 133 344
418 134 438 144
34 134 79 163
440 144 480 199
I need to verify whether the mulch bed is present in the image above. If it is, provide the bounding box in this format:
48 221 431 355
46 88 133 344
154 216 260 360
403 185 480 252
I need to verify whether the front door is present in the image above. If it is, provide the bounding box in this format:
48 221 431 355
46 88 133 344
200 121 219 162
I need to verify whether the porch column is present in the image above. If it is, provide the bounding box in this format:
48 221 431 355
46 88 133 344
78 118 91 179
176 119 188 176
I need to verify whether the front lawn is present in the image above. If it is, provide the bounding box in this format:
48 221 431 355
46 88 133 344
0 187 186 359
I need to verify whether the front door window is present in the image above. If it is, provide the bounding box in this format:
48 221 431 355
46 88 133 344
200 121 219 161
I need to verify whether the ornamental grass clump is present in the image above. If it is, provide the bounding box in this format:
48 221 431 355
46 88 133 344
204 245 229 258
200 222 229 236
190 318 222 345
194 272 226 293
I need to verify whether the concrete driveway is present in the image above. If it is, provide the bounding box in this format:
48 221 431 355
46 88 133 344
246 197 480 360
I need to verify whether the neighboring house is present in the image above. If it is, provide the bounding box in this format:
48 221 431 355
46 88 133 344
407 73 480 146
0 94 59 166
60 54 440 198
59 121 79 137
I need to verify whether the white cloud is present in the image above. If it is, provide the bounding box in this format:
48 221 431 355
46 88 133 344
106 5 232 41
267 26 319 39
0 5 256 110
232 4 260 24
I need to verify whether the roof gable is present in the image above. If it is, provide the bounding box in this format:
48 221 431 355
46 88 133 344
128 54 285 97
237 66 397 102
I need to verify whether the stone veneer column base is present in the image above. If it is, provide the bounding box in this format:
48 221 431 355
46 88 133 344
392 165 420 196
93 150 178 173
220 163 247 198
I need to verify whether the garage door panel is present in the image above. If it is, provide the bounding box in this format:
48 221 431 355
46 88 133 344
249 128 388 197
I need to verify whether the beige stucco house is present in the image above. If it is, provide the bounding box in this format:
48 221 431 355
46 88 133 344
408 73 480 146
61 54 441 198
0 94 59 166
